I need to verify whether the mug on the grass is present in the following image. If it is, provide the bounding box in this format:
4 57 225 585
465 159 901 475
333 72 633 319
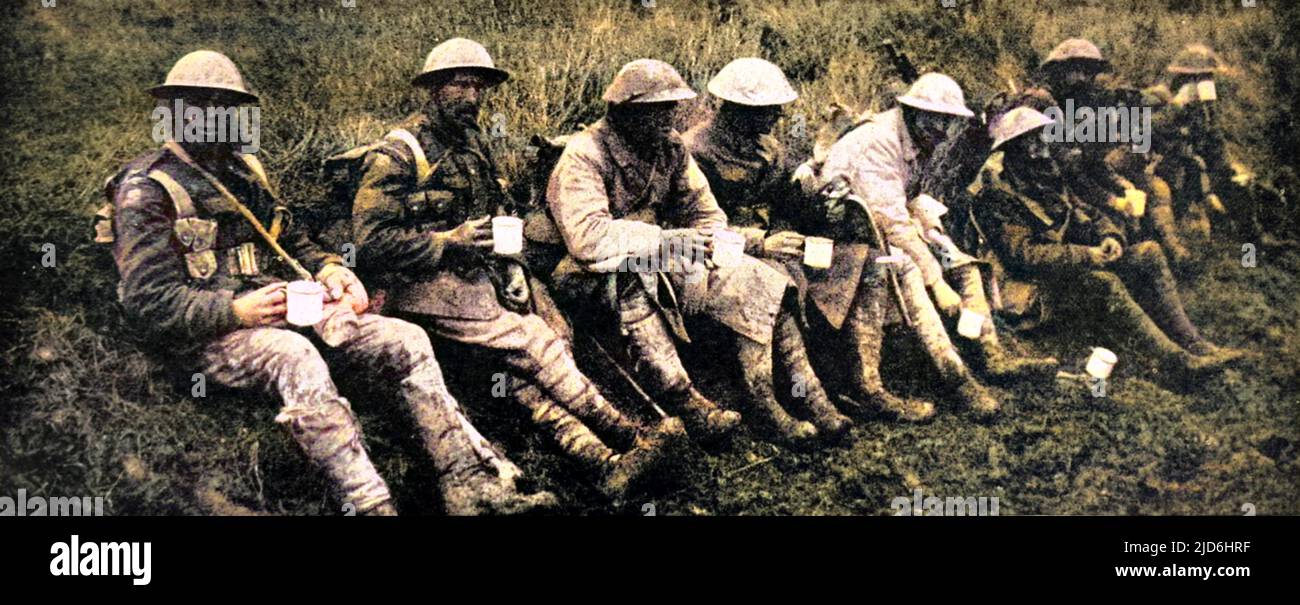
956 308 986 340
712 230 746 267
804 236 834 269
1085 347 1118 379
492 216 524 255
286 280 325 327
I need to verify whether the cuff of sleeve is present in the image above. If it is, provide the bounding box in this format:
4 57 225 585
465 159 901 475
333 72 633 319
314 257 347 278
740 227 767 256
209 289 242 337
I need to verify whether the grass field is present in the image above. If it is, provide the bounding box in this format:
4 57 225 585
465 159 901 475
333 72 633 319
1 0 1297 515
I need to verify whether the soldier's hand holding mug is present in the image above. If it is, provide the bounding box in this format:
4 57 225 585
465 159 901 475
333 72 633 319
661 228 712 264
763 231 806 260
443 216 495 252
318 264 369 314
931 279 962 317
232 281 288 327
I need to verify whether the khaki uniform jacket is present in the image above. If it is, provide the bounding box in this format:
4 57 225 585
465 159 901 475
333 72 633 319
351 110 513 320
545 118 787 343
683 118 870 329
112 146 341 350
820 108 947 288
974 156 1126 322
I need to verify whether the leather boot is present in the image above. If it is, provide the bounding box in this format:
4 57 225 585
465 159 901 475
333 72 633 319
932 350 1001 419
599 417 688 501
402 366 556 515
843 284 936 422
773 309 850 439
622 313 741 442
736 338 818 448
666 387 742 443
531 336 646 450
969 332 1059 385
515 383 684 501
275 401 393 515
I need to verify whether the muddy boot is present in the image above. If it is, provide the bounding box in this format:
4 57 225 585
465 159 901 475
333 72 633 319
736 338 818 448
622 312 741 442
530 338 648 451
1185 340 1250 364
1085 270 1234 387
276 401 393 515
441 470 559 516
773 309 850 440
516 383 684 501
844 289 936 423
969 333 1059 385
599 417 688 501
934 353 1001 419
666 387 742 443
404 367 556 515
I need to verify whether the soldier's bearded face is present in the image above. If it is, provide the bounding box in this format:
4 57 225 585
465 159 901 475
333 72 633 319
433 72 489 123
1009 132 1053 165
610 101 677 147
910 110 963 150
719 103 781 138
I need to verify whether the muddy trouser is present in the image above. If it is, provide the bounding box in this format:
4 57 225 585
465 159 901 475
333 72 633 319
194 313 516 513
885 252 970 378
949 262 996 339
1103 240 1205 348
424 307 641 456
616 275 694 398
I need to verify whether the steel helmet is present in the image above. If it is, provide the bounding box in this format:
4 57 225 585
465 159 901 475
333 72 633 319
1040 38 1111 71
412 38 509 88
601 59 697 104
707 57 798 106
1167 43 1226 75
148 50 258 104
988 106 1055 150
896 72 974 118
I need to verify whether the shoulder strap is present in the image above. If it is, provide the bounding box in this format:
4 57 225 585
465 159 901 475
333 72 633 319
238 153 289 239
145 169 197 219
385 128 432 186
239 153 273 194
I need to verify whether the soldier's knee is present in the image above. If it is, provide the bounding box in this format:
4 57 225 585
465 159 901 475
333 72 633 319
375 317 436 365
261 329 327 370
1084 270 1126 296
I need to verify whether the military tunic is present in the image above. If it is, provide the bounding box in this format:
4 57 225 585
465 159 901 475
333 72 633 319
110 143 518 513
545 118 788 346
351 110 643 461
975 155 1208 349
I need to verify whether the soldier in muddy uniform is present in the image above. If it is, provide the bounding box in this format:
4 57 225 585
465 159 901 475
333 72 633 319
547 59 833 447
683 57 917 427
349 39 685 500
108 51 555 515
821 74 1057 419
1143 44 1291 250
971 105 1246 386
1033 39 1191 266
